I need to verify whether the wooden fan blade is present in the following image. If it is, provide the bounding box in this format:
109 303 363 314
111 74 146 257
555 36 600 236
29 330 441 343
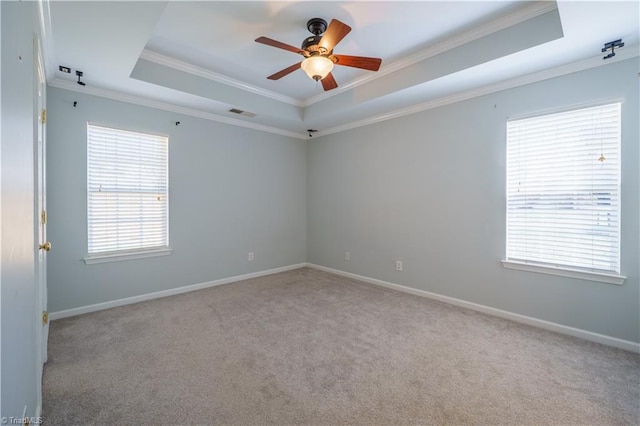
255 36 303 54
333 55 382 71
267 62 302 80
319 19 351 52
321 72 338 91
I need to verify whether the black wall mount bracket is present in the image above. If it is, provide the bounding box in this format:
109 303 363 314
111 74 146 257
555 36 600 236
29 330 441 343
602 39 624 60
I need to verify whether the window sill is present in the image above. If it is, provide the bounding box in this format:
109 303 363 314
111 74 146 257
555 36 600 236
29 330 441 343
501 260 626 285
83 247 172 265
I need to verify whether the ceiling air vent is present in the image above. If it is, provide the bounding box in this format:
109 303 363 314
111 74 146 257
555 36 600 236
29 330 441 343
229 108 256 118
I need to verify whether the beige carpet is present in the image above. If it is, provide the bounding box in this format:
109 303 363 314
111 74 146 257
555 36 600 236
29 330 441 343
43 267 639 425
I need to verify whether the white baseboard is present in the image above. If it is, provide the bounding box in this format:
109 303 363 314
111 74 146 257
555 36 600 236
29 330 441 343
306 263 640 354
49 261 639 353
49 263 307 320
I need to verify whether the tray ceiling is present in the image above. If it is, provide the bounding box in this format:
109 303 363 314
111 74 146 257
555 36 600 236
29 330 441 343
44 1 639 139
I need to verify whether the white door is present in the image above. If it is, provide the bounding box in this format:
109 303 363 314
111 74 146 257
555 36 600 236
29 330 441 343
34 37 49 404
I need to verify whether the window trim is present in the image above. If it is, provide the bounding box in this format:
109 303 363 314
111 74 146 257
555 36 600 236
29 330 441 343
83 247 172 265
501 260 626 285
85 122 170 263
505 98 625 123
503 101 623 284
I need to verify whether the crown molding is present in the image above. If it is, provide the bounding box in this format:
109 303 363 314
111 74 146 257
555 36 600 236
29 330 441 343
139 49 304 107
301 1 558 107
48 78 307 140
47 46 637 141
315 47 638 138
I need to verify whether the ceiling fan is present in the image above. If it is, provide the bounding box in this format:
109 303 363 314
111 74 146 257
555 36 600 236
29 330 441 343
255 18 382 91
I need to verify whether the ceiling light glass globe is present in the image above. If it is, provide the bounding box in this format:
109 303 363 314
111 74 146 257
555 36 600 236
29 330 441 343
301 56 334 81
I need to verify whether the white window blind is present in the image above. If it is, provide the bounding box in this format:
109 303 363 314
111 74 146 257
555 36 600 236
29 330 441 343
506 103 621 274
87 124 169 255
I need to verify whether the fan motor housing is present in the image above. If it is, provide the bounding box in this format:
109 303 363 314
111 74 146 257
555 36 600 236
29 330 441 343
303 18 330 55
302 35 323 53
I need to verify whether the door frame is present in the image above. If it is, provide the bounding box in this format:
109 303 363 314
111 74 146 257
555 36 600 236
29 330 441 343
33 34 48 415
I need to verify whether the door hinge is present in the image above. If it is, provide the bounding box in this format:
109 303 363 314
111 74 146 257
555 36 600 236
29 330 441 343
42 311 49 325
41 210 47 225
41 109 46 124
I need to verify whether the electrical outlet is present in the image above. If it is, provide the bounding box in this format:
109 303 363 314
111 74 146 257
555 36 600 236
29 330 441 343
345 251 350 261
395 260 403 271
248 252 254 261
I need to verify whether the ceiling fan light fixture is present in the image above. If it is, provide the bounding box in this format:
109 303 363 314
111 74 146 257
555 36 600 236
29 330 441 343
256 18 380 91
301 56 334 81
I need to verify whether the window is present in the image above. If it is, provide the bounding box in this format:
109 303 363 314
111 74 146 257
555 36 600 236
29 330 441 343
86 124 169 263
504 103 623 284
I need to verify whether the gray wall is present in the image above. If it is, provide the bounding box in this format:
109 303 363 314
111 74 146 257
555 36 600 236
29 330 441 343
1 0 40 418
47 58 639 345
47 88 307 313
308 58 640 343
